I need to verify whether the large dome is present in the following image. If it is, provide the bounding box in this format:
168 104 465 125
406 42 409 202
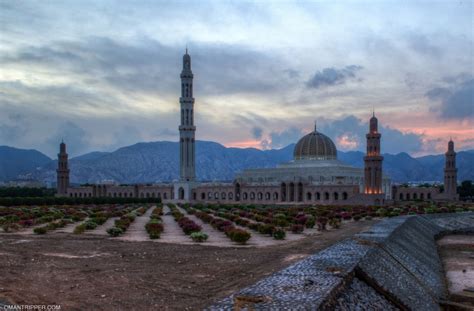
293 126 337 161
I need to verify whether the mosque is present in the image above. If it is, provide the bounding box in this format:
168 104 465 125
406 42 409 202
57 50 458 205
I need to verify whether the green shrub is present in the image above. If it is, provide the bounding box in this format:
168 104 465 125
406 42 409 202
305 215 316 228
227 228 251 244
107 227 123 237
190 232 208 242
257 223 274 235
73 223 86 234
272 228 286 240
84 220 98 230
328 218 341 229
33 226 47 234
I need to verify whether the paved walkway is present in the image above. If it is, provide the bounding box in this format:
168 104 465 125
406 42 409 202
119 206 155 241
155 205 190 244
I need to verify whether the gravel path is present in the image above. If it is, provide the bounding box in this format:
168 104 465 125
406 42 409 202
176 206 231 246
88 217 119 236
155 205 190 244
55 218 88 234
16 223 50 235
119 206 155 242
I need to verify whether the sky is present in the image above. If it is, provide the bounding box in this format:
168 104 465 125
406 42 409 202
0 0 473 158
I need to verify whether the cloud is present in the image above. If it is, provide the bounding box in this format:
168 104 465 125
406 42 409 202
1 37 294 98
306 65 363 89
251 126 263 140
269 127 304 149
46 122 89 156
320 115 424 154
426 78 474 120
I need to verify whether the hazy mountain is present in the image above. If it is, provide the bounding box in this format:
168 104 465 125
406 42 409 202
0 146 52 182
5 142 474 184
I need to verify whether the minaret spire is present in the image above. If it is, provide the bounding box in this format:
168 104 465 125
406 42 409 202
56 141 70 197
364 113 383 197
179 48 196 183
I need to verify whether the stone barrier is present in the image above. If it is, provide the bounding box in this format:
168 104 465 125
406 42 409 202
207 212 474 310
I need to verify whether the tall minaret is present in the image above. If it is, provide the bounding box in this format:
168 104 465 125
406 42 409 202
364 113 383 194
56 141 70 196
179 49 196 182
444 139 458 200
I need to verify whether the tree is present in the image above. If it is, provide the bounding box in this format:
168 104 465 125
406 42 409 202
458 180 473 201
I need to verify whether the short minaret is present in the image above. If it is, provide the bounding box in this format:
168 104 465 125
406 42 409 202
179 48 196 182
56 141 70 196
364 113 383 194
444 139 458 200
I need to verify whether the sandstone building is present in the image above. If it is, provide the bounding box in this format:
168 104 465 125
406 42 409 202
58 50 458 205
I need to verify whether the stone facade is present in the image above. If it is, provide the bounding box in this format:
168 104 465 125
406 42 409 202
392 140 459 202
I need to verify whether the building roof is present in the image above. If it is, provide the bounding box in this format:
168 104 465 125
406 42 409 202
293 126 337 161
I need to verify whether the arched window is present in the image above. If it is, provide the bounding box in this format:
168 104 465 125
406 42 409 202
163 193 167 199
243 192 248 200
306 192 312 201
250 192 255 200
420 193 424 200
265 192 271 200
342 192 348 200
413 193 418 200
257 192 263 200
406 193 410 200
334 192 339 200
324 192 329 200
214 192 219 199
399 193 403 200
427 193 431 199
221 192 226 200
208 192 212 199
316 192 321 200
201 192 205 200
228 192 233 200
273 192 279 200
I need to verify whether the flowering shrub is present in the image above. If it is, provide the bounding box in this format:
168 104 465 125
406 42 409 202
294 213 308 225
145 219 164 239
291 224 304 234
178 217 202 235
317 217 328 231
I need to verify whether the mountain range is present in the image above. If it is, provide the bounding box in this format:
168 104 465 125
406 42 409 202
1 142 473 184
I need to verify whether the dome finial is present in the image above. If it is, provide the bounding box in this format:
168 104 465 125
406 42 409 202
314 120 317 132
185 45 188 55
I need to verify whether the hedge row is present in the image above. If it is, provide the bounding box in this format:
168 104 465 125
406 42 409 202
0 196 162 207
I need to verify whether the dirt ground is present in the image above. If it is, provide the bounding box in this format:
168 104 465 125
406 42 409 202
437 234 474 308
0 220 376 311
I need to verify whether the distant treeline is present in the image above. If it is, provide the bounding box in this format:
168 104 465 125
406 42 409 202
0 187 56 198
459 180 473 201
0 195 162 206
